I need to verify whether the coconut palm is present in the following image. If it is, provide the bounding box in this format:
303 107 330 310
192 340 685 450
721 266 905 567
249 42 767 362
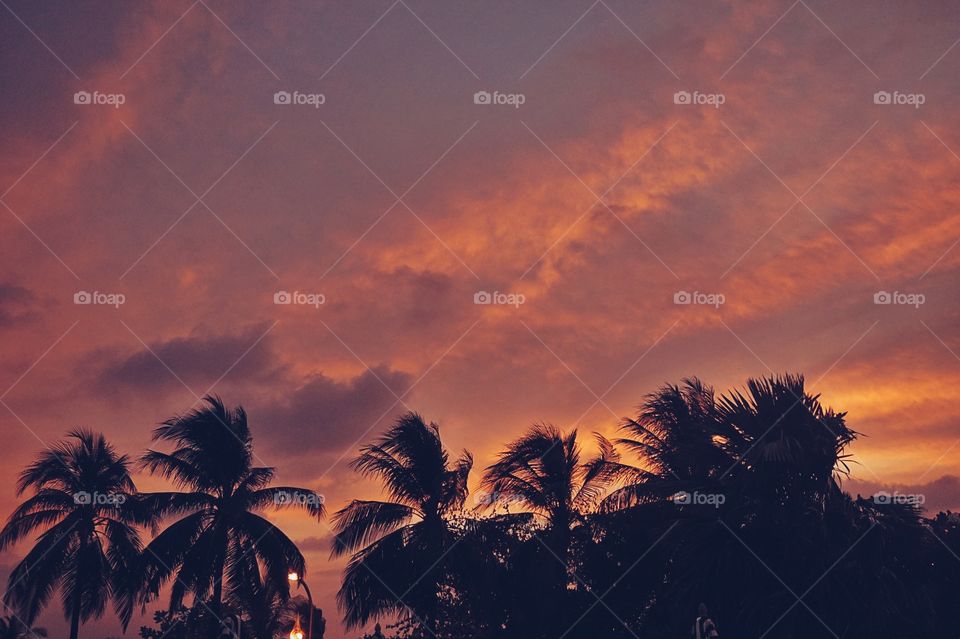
478 425 619 638
480 424 619 553
138 396 324 627
331 412 472 632
0 616 47 638
0 430 144 639
600 378 730 510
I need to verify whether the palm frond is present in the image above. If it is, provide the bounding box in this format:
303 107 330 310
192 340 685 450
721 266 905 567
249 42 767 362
331 500 416 557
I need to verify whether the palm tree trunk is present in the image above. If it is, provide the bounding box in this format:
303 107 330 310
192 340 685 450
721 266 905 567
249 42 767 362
209 549 226 639
69 587 82 639
547 520 572 639
70 535 87 639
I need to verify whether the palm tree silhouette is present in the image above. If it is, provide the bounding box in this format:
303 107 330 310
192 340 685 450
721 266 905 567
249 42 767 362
601 378 729 510
480 424 618 555
714 374 855 501
598 375 862 637
0 430 144 639
478 425 619 637
0 615 47 638
603 374 855 510
331 412 472 632
138 396 324 628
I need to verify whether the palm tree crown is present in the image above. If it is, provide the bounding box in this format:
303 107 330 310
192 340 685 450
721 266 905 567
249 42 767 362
332 412 472 629
0 430 143 639
138 395 324 620
480 424 619 532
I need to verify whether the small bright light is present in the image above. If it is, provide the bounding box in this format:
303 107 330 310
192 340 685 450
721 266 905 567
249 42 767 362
287 572 299 582
289 614 305 639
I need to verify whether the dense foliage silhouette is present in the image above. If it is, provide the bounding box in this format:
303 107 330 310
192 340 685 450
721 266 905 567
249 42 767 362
0 616 46 639
0 377 957 639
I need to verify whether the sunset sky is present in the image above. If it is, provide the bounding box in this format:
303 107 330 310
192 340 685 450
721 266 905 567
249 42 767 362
1 1 959 636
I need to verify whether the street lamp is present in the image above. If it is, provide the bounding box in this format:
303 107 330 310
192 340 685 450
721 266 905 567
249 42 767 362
288 615 304 639
288 572 314 639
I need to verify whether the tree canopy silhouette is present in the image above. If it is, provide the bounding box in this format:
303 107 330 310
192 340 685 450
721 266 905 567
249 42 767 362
331 412 472 633
0 430 145 639
137 396 323 629
1 377 958 639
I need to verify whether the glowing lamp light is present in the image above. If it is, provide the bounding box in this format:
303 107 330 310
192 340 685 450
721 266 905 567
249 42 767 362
289 615 304 639
287 571 299 582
